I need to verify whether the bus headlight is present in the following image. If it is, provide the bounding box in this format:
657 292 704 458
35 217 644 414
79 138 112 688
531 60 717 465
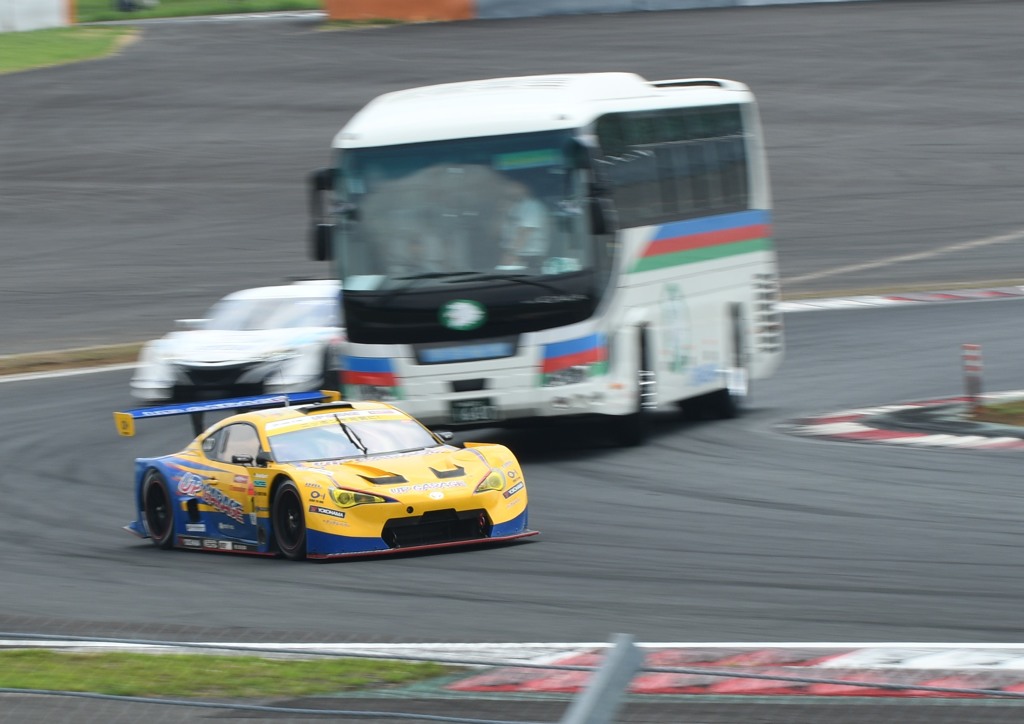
543 365 589 387
354 385 398 401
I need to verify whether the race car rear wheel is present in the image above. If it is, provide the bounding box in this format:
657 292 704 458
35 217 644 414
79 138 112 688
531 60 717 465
142 470 175 549
271 479 307 561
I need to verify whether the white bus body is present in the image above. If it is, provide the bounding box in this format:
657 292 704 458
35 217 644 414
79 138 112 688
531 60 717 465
310 73 783 444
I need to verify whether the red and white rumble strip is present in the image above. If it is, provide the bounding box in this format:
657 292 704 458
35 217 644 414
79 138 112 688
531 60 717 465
8 640 1024 698
446 644 1024 697
784 392 1024 451
778 286 1024 314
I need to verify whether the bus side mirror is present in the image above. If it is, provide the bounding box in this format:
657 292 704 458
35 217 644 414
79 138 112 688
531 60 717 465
312 223 333 261
312 167 334 192
309 168 335 261
588 196 615 236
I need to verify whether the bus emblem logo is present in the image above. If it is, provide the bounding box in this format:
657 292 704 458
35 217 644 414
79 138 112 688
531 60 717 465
439 299 486 331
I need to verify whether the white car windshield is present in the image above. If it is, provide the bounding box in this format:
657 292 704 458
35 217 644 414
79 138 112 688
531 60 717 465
204 297 340 331
270 418 441 462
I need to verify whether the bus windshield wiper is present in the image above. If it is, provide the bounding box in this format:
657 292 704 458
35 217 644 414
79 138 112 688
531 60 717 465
445 272 565 294
391 271 478 281
378 271 479 306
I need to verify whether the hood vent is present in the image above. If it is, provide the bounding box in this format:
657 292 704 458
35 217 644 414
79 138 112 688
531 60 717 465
429 465 465 479
358 473 408 485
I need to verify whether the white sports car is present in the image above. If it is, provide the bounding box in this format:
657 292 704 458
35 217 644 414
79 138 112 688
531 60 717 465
130 280 343 402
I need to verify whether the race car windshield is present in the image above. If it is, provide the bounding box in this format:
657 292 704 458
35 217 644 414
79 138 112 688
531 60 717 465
204 296 341 331
269 418 441 462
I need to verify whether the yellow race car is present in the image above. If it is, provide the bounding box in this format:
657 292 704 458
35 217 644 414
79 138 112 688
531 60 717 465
116 391 536 560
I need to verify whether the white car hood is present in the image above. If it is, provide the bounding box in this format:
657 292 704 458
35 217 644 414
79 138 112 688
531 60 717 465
158 328 337 364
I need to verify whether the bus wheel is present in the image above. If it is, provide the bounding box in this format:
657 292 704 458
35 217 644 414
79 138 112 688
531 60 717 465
708 305 750 419
611 333 655 446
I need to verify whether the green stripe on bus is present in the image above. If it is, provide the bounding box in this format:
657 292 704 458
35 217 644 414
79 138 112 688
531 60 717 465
630 238 773 274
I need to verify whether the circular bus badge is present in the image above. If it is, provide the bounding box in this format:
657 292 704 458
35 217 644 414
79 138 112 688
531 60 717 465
439 299 486 331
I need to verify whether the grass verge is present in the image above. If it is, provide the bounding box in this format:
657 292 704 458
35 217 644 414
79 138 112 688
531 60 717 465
0 343 143 376
1 3 398 76
75 0 321 23
0 27 135 75
1 650 455 698
971 400 1024 427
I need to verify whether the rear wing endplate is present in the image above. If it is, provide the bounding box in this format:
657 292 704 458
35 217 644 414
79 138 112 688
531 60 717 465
114 390 341 437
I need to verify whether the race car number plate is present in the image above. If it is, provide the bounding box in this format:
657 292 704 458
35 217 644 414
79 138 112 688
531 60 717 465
450 398 499 424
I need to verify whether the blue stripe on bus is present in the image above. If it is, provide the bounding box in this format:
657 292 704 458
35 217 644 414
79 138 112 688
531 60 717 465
652 209 770 242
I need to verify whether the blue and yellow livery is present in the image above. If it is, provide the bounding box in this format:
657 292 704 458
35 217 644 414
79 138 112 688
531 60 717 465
116 392 536 560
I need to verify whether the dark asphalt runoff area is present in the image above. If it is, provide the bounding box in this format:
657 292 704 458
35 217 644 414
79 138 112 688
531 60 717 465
2 0 1023 356
4 3 1024 723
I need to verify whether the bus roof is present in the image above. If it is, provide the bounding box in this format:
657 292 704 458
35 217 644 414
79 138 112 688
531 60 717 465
334 72 753 149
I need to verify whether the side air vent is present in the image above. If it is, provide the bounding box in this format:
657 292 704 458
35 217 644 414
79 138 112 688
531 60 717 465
302 402 355 414
652 79 726 89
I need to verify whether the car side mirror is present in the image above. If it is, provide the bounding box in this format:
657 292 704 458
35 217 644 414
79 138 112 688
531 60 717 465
434 430 454 442
255 451 273 468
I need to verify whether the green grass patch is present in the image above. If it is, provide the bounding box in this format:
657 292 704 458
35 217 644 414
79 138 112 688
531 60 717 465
0 650 455 698
0 27 134 75
972 399 1024 427
0 343 142 375
76 0 322 23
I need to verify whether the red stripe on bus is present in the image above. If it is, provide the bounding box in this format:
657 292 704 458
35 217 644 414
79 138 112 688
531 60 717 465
342 371 397 386
643 223 771 258
542 346 606 374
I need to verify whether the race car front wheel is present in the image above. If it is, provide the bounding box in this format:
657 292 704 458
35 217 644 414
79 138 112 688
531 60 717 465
272 480 307 561
142 470 175 549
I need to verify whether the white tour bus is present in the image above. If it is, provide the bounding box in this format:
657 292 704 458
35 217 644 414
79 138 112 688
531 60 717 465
308 72 783 445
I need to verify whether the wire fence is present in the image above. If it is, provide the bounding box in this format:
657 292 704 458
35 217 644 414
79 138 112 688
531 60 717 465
5 632 1024 723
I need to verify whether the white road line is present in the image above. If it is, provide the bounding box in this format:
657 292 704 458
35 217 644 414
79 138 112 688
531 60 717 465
784 228 1024 286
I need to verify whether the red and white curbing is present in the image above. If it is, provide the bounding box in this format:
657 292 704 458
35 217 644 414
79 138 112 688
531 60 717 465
9 640 1024 698
785 392 1024 451
778 286 1024 314
447 644 1024 697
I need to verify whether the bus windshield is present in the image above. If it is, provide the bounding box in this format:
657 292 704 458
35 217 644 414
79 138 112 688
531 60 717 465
333 131 595 290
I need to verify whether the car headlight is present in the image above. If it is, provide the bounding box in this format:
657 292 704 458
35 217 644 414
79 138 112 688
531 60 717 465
474 470 505 494
330 488 388 508
263 347 299 362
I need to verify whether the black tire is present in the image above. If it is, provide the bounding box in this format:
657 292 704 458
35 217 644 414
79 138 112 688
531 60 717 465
706 304 750 420
271 480 307 561
142 470 175 549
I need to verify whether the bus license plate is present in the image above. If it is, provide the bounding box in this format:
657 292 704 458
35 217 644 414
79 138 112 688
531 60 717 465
450 398 499 424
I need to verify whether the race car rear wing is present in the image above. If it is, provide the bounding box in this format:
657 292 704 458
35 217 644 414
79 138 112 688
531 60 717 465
114 390 342 437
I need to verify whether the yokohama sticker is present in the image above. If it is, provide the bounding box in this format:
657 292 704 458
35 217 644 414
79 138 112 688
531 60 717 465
309 505 346 519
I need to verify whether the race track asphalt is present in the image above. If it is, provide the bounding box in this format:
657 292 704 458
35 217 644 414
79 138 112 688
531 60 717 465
4 4 1024 723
